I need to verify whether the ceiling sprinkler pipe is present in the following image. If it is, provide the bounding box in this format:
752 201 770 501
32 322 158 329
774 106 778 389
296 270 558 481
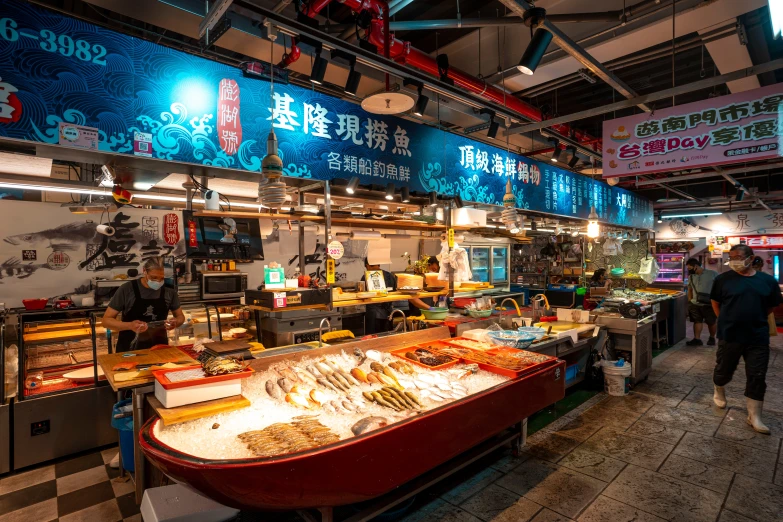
301 0 602 149
277 43 301 68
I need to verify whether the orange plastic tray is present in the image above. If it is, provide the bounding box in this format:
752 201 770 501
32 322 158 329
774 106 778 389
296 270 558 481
390 341 459 371
153 365 254 390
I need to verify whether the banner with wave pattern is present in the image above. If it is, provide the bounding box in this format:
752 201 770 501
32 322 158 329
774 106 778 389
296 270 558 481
0 0 653 229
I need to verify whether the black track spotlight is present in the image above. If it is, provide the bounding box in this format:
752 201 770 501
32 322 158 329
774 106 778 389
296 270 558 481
488 119 500 139
344 68 361 96
656 212 663 224
310 52 328 84
735 183 745 202
429 191 438 207
401 186 410 203
346 176 360 195
518 29 554 76
385 183 395 201
453 194 464 208
566 146 579 168
413 90 429 116
548 138 562 163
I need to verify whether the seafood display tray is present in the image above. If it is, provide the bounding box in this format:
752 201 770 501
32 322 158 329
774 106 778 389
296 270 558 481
432 345 559 379
153 365 254 390
389 342 459 370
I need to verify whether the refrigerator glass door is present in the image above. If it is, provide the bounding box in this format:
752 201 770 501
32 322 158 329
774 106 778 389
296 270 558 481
491 247 509 284
471 247 490 282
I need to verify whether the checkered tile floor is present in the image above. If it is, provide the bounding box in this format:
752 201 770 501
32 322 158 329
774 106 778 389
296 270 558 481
0 445 139 522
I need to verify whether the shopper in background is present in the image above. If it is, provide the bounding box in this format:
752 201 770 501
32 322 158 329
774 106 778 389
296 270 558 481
361 258 396 334
711 244 782 434
589 268 612 289
410 257 441 312
685 258 718 346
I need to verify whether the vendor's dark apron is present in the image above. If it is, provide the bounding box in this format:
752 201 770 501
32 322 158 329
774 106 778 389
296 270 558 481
115 279 169 352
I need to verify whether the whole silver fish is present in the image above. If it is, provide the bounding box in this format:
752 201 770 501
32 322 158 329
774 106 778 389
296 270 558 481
265 380 281 399
351 416 389 436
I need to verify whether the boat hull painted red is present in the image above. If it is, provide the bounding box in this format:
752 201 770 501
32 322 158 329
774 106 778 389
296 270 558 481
140 361 565 511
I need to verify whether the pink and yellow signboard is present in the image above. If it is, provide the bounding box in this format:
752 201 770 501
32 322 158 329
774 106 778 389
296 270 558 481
602 84 783 178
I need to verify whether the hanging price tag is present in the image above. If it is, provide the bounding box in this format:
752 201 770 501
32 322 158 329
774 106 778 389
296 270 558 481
327 240 344 260
447 228 455 249
326 259 335 284
187 220 199 248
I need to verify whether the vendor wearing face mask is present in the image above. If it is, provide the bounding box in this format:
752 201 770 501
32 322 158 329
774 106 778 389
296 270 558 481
102 257 186 352
710 244 782 434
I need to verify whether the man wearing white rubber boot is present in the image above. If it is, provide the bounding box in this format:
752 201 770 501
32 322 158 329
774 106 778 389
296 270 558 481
710 244 782 434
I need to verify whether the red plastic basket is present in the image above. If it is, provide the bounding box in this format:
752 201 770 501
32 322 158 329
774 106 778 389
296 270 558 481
23 299 48 310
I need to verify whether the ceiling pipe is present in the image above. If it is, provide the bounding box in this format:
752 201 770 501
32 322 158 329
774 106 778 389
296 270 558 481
635 162 783 187
715 166 773 212
499 0 650 113
483 0 677 85
517 23 738 99
302 0 603 151
652 191 783 210
509 57 783 136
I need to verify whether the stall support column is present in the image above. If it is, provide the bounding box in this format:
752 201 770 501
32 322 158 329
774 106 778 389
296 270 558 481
298 191 306 276
512 419 528 457
133 384 153 504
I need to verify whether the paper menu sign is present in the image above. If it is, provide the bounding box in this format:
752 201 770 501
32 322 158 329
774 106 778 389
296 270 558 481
364 270 387 292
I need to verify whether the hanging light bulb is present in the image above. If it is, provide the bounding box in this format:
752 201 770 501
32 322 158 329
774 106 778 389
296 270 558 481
587 206 600 238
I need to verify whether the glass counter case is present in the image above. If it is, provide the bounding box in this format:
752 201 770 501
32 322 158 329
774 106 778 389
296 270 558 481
207 303 258 342
470 246 490 283
17 311 109 400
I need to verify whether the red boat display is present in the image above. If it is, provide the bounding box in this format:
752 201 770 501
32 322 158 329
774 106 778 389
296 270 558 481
140 359 565 511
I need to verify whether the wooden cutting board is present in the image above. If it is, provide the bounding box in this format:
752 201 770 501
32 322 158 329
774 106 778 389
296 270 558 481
147 394 251 425
98 347 197 391
205 339 253 355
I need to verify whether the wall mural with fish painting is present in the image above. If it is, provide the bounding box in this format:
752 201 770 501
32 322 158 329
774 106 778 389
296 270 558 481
0 200 184 307
0 0 652 230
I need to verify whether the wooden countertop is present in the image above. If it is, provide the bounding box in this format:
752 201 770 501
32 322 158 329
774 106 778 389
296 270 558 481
332 290 448 308
97 347 197 392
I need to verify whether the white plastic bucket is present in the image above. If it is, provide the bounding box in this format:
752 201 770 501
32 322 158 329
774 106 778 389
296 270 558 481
602 361 632 396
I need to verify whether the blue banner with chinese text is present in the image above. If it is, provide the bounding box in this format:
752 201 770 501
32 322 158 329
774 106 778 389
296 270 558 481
0 0 652 229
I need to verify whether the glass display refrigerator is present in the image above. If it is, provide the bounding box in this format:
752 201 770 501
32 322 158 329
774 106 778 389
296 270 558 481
470 246 490 283
13 309 115 470
468 245 511 286
654 253 686 284
491 246 509 285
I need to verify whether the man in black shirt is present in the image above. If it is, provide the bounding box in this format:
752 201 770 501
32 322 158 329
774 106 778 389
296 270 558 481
710 244 782 434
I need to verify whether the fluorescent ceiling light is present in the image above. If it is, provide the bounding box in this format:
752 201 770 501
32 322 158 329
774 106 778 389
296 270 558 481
661 211 722 219
0 182 105 195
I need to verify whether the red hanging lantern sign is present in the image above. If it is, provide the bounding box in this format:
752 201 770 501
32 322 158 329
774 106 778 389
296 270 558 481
217 79 242 156
163 213 180 245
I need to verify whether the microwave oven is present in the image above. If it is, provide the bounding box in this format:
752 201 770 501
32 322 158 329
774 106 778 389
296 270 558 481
201 272 248 299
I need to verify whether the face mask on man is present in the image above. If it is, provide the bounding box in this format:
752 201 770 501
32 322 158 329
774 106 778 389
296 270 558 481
728 258 751 272
687 268 696 275
145 272 164 290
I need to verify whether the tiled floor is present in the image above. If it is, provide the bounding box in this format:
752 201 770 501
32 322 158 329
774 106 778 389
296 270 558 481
392 323 783 522
0 446 139 522
3 324 783 522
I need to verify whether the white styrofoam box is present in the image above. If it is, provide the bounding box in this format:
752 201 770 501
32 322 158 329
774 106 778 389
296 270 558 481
141 484 239 522
451 208 487 227
154 378 242 408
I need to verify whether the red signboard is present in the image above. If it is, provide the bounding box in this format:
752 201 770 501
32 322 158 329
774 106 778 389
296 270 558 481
218 79 242 156
187 219 198 248
163 213 180 245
